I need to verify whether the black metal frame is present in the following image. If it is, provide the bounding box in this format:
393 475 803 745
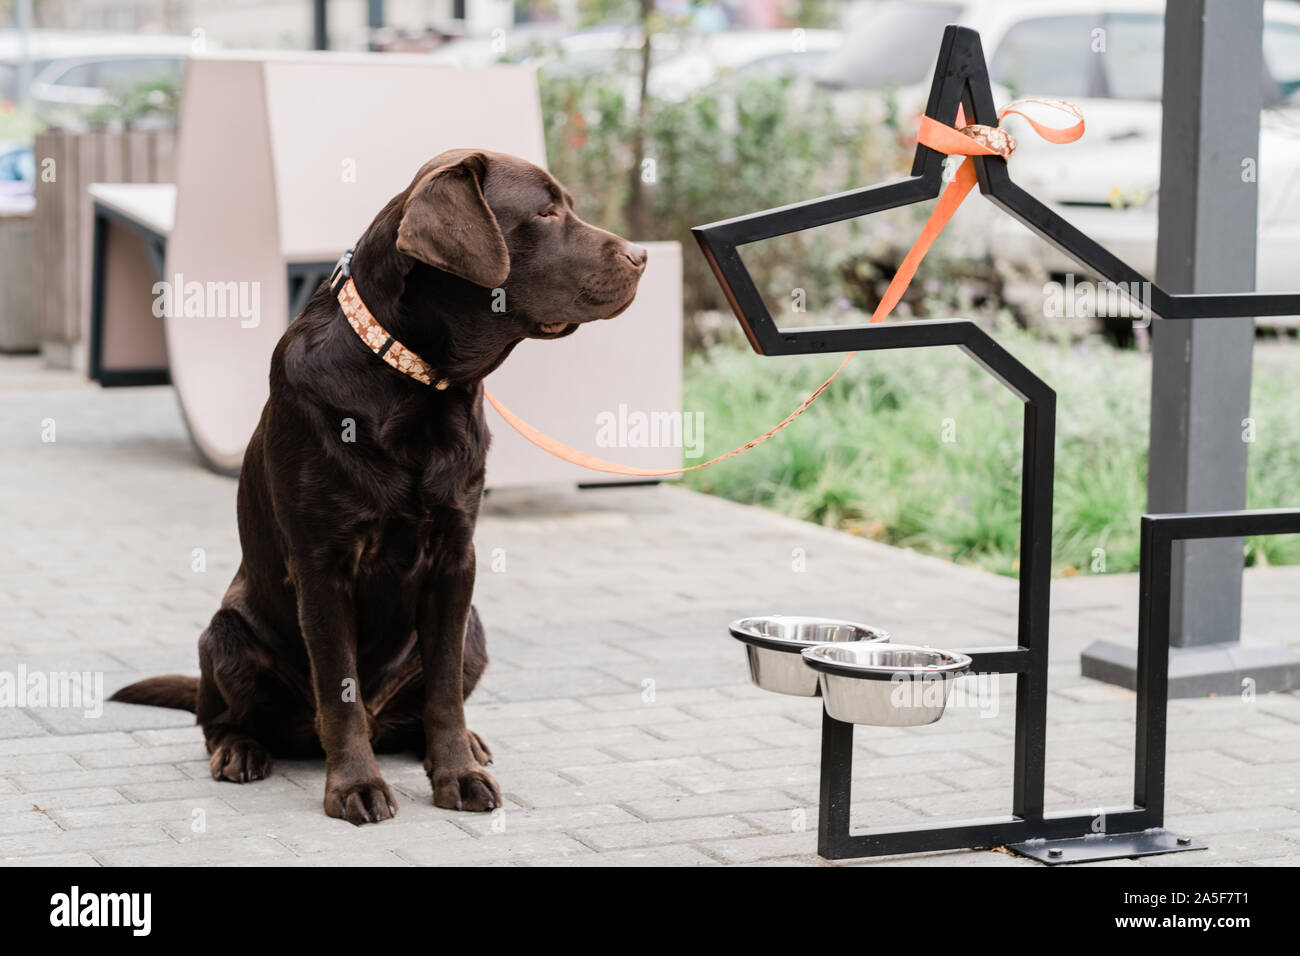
88 202 172 388
690 25 1300 863
1134 510 1300 804
287 262 337 321
87 199 334 389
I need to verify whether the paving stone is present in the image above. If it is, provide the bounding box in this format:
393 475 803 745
623 788 808 822
0 852 101 867
599 733 768 761
697 830 822 864
118 775 306 803
72 742 206 769
540 706 696 731
177 812 473 855
0 710 50 739
524 844 720 866
481 746 618 770
1134 828 1299 867
503 779 688 810
0 731 141 756
0 787 127 814
12 763 188 792
782 775 958 806
0 807 61 835
1165 806 1300 836
0 752 83 775
572 813 758 850
51 797 238 830
2 823 171 858
395 832 593 865
3 365 1299 866
741 801 920 834
452 803 640 836
896 787 1077 820
581 687 732 712
847 848 1036 867
670 763 825 795
292 849 412 866
128 727 204 746
38 703 196 734
98 834 296 866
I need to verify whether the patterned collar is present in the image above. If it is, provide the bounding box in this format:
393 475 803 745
329 249 449 390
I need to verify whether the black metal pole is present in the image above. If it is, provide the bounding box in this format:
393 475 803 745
816 715 853 858
1084 0 1300 696
1148 0 1258 651
1134 515 1171 823
313 0 329 50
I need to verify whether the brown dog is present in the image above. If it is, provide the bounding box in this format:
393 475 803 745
112 150 647 824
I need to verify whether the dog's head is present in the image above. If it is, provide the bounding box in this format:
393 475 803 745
378 149 646 343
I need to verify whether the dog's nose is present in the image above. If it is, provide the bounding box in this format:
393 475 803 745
622 243 648 270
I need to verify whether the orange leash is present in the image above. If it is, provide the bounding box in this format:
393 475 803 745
485 98 1085 478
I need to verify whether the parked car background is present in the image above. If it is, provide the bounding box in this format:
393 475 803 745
819 0 1300 329
428 25 838 102
0 30 196 110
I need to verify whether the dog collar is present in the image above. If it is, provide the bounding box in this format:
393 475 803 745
329 249 449 389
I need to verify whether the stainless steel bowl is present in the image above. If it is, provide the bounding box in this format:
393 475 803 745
729 616 891 697
801 642 972 725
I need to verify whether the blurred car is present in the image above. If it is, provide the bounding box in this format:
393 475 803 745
642 29 841 101
0 31 197 119
429 27 838 102
819 0 1300 324
422 23 571 68
0 140 35 215
0 139 33 180
29 53 187 112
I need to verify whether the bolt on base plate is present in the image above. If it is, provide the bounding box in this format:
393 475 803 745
1008 830 1206 865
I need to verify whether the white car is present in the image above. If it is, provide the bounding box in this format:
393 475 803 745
647 29 841 101
820 0 1300 324
429 27 839 102
28 52 188 113
0 30 197 106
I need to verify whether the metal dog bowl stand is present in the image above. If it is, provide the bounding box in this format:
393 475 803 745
730 616 890 697
801 643 972 726
692 23 1249 868
731 613 1204 863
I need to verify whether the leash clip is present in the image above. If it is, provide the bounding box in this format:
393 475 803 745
329 248 354 296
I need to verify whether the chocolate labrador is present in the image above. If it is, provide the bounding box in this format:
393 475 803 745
112 149 647 824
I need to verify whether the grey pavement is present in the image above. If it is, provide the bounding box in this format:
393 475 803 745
1 354 1298 866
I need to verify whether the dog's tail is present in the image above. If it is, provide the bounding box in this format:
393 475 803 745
110 675 199 713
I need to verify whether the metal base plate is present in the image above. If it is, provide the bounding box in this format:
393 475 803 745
1008 830 1206 865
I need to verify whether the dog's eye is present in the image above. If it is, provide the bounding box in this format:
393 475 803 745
536 206 559 219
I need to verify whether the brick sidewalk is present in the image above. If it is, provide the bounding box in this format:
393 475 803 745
2 357 1298 866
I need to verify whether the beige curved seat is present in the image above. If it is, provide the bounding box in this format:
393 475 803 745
161 52 681 481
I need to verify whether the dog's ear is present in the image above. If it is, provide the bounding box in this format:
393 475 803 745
396 153 510 288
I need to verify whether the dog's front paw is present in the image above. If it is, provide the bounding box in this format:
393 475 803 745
324 769 398 826
428 764 501 812
209 736 272 783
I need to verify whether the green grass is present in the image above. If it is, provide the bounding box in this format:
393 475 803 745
683 323 1300 577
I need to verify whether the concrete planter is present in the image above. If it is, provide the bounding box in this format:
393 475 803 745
0 210 36 352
